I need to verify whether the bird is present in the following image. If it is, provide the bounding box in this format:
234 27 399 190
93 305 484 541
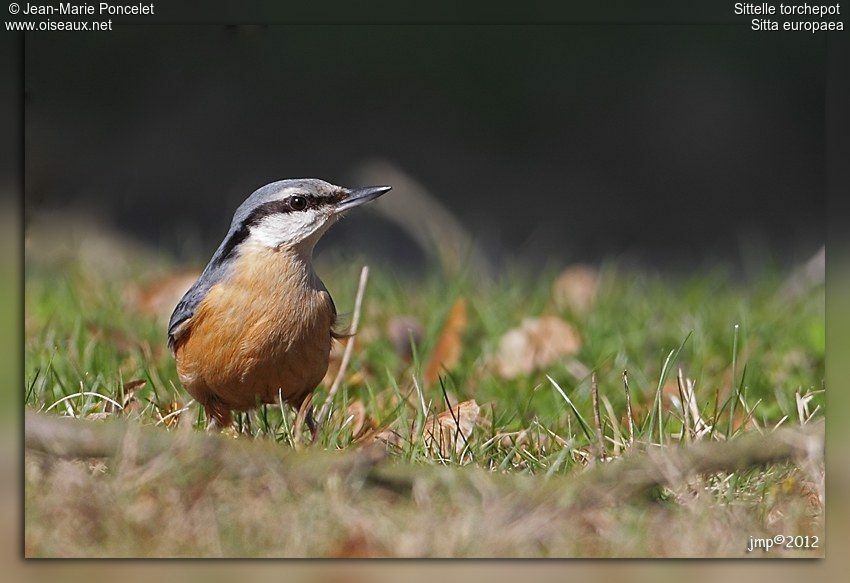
167 178 391 430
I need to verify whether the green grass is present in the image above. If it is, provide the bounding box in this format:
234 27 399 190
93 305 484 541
23 253 825 556
25 255 824 469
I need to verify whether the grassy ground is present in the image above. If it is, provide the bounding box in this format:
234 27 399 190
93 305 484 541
23 247 825 557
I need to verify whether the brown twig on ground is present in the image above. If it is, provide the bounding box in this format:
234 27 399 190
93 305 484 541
316 265 370 426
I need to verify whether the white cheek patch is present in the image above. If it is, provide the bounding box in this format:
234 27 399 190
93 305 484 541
249 210 326 248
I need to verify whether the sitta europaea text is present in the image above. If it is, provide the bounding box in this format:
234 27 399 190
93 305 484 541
168 179 391 430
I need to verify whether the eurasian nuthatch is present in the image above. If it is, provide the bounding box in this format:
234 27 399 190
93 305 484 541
168 179 391 429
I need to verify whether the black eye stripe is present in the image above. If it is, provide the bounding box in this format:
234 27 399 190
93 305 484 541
244 199 295 226
247 196 312 224
243 189 348 228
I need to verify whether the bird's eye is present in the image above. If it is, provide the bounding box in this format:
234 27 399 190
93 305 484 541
289 196 308 211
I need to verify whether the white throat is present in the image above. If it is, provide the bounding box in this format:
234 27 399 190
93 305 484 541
247 210 335 257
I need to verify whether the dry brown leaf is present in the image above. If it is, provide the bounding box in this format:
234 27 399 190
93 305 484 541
345 400 377 439
423 298 467 385
423 399 479 457
358 398 479 457
362 426 405 450
125 270 200 320
662 380 680 411
552 264 600 314
86 412 112 421
104 379 145 414
493 316 582 379
123 379 146 392
346 400 367 437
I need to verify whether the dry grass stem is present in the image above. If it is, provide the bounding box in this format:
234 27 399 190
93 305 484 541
622 370 635 445
677 367 691 442
590 371 605 458
317 265 370 425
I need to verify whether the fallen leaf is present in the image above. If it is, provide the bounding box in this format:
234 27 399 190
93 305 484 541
423 399 479 457
105 379 145 414
493 316 582 379
423 298 467 385
86 412 112 421
123 379 146 392
552 264 600 314
358 398 479 457
362 426 406 450
346 400 376 439
124 270 200 320
662 381 681 411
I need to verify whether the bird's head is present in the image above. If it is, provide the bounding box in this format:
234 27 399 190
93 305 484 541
230 178 391 252
167 178 390 351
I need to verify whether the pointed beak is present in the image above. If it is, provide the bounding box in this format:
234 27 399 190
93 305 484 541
335 185 392 213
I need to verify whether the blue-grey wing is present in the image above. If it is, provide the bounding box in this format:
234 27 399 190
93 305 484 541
167 234 241 351
168 289 198 351
167 279 208 352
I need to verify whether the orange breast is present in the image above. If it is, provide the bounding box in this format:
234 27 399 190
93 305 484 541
174 244 334 410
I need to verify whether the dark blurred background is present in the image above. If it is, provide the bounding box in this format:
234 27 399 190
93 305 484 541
24 25 826 272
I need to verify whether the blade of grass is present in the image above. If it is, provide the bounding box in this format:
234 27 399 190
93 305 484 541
547 375 593 443
590 371 605 458
25 368 41 405
726 324 741 439
714 363 748 439
677 367 691 443
623 370 635 445
647 331 692 446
